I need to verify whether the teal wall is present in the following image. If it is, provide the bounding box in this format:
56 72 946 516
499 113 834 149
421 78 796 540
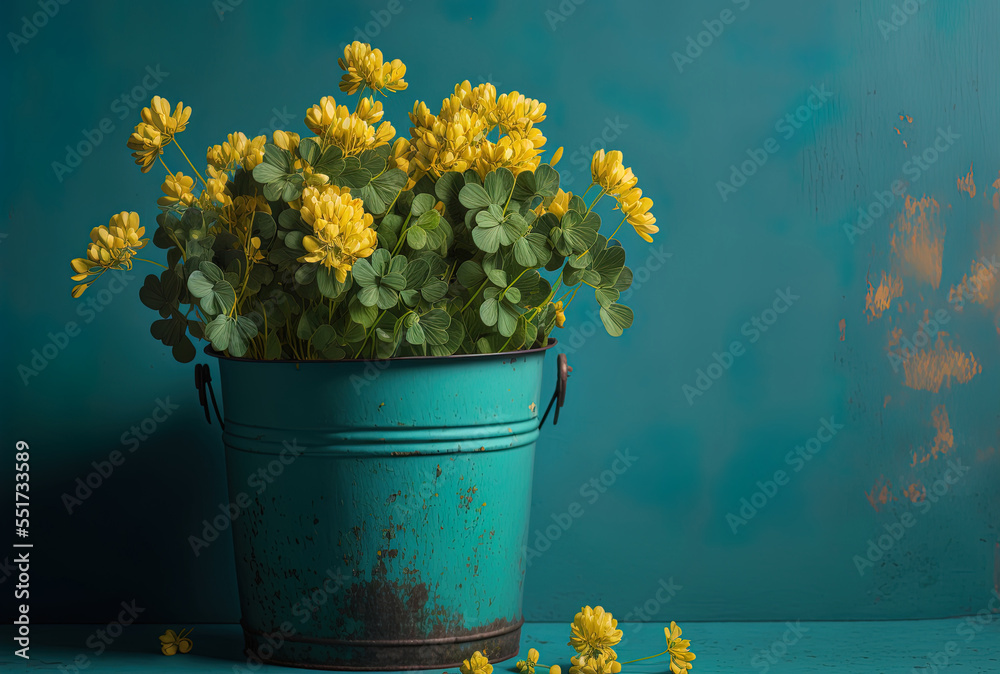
2 0 998 624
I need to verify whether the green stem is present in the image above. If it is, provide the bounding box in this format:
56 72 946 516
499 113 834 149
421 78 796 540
172 138 207 187
584 189 606 217
135 257 168 269
354 309 387 358
609 215 627 241
622 649 670 665
391 212 414 255
461 279 489 312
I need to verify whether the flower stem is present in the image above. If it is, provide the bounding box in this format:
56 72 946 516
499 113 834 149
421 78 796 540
609 215 627 241
134 257 168 269
622 649 670 665
172 138 207 187
158 155 176 178
461 279 488 311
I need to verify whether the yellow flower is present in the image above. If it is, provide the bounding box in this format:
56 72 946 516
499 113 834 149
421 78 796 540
569 653 621 674
552 301 566 328
590 150 637 196
70 212 147 297
126 122 166 173
207 132 267 173
568 606 623 659
550 146 564 167
157 172 196 208
158 628 193 656
550 667 561 674
390 137 418 190
516 648 540 674
141 96 191 139
273 129 301 154
474 135 542 179
304 96 395 156
459 650 493 674
489 91 546 134
206 169 233 208
338 41 408 95
535 188 572 219
665 622 695 674
299 185 377 282
617 187 657 243
220 194 271 233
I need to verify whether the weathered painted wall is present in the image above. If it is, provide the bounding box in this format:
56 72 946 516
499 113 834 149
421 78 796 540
1 0 997 623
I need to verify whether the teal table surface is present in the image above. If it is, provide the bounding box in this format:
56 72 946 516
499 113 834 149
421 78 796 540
2 619 999 673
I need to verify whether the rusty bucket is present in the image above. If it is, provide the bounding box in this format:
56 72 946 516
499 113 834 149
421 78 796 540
198 340 568 669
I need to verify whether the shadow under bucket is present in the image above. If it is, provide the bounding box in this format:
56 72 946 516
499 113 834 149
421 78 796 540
199 339 568 670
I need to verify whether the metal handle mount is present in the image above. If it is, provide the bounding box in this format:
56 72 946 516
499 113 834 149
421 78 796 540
539 353 572 428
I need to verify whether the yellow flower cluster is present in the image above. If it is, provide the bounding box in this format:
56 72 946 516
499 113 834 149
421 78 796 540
70 212 147 297
157 172 196 208
460 650 493 674
304 95 395 157
126 96 191 172
207 132 267 173
591 150 658 243
534 187 572 220
664 622 695 674
406 80 549 182
569 652 622 674
338 41 407 95
569 605 623 662
298 185 377 282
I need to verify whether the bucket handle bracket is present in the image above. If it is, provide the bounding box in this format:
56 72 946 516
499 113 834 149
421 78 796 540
539 353 572 428
195 363 225 430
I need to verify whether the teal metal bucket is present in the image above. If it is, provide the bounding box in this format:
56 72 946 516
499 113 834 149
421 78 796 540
205 340 564 670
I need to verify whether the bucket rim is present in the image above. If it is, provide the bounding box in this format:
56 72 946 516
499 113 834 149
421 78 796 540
205 338 557 364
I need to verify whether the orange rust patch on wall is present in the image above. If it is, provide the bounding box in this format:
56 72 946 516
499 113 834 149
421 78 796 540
957 162 976 198
890 195 944 289
865 476 894 512
901 333 981 392
839 318 846 341
865 271 904 321
948 257 999 309
883 395 891 408
903 483 926 503
911 405 955 465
